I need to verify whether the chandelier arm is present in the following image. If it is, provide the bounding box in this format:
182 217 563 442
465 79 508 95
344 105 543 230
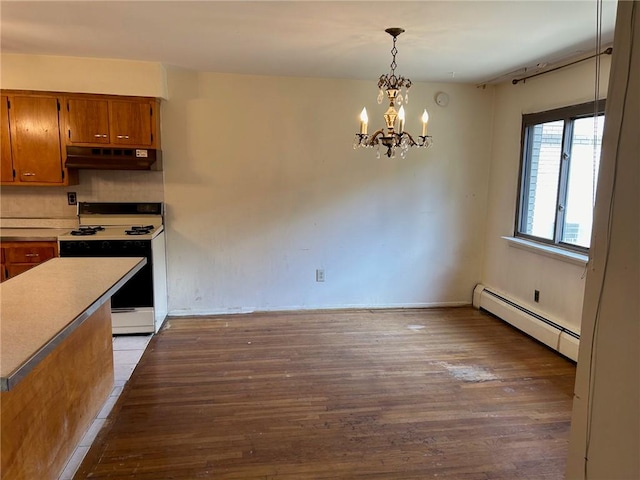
418 135 433 147
399 132 418 147
366 129 386 145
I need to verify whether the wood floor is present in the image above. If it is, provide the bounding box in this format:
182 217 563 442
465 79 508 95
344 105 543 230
75 307 576 479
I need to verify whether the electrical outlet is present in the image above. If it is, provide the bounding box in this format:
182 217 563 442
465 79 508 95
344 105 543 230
67 192 77 205
316 269 325 282
534 290 540 303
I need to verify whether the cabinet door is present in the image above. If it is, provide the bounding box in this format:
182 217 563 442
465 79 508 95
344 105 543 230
66 98 110 144
1 96 14 182
1 248 5 282
9 96 63 183
110 100 152 146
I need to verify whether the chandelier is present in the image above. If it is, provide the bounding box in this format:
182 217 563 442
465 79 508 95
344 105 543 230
353 28 432 158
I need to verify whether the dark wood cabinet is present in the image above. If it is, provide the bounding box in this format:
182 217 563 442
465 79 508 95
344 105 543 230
0 247 5 282
10 95 64 184
1 92 78 186
65 95 159 148
65 97 110 144
1 95 14 183
1 241 58 282
110 99 154 146
1 89 160 186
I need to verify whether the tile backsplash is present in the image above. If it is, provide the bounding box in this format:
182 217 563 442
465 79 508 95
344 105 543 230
0 170 164 219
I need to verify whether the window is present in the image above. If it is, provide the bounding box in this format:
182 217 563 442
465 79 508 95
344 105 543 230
516 100 605 251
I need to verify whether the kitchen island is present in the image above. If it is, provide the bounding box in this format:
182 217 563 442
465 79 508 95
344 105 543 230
0 257 146 480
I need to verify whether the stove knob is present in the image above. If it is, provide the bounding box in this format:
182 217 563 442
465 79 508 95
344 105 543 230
124 241 133 249
134 241 143 248
101 241 111 250
79 241 90 250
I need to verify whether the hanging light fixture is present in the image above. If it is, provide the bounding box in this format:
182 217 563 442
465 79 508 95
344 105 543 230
354 27 432 158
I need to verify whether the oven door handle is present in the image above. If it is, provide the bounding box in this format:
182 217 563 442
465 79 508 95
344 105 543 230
112 308 138 313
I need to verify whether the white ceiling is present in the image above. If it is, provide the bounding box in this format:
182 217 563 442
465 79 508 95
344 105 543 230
0 1 618 84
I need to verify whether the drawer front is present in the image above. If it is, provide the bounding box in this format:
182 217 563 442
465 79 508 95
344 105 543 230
7 246 56 263
6 263 38 278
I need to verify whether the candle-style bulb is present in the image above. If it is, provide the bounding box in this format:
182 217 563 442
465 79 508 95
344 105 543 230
398 106 405 133
421 109 429 136
360 107 368 123
360 107 368 134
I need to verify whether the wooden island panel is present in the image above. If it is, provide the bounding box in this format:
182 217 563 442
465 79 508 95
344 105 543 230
0 257 146 480
0 301 113 480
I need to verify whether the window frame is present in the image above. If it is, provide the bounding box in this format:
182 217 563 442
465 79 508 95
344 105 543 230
515 99 606 253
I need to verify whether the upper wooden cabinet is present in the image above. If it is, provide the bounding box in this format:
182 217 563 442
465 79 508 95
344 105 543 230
1 90 160 186
65 98 110 144
110 100 154 146
0 93 77 186
65 95 159 148
1 95 14 183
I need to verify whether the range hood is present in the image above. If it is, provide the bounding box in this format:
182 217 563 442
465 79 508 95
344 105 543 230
65 146 162 171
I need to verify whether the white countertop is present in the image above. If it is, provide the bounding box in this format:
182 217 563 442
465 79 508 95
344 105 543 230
0 217 78 241
0 228 72 242
0 257 146 391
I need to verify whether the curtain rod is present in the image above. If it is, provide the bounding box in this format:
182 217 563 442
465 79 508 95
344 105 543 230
512 47 613 85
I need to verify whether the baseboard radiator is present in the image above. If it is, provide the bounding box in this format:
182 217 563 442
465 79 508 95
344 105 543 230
473 284 579 361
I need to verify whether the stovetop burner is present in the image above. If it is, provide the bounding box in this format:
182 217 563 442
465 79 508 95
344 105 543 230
69 226 105 236
125 225 154 235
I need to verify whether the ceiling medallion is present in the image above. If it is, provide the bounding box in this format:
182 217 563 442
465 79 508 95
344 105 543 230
353 28 432 158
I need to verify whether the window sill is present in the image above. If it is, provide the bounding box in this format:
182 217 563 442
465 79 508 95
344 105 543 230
502 236 589 267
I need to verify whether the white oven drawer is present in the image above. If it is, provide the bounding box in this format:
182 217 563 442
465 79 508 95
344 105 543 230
112 308 155 335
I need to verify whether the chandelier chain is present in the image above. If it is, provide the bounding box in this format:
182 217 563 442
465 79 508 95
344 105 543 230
390 36 398 77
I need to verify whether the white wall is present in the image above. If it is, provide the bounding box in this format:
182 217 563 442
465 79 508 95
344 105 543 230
0 54 166 219
481 56 611 334
0 53 167 98
162 68 494 315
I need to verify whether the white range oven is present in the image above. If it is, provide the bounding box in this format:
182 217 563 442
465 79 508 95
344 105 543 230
58 202 168 334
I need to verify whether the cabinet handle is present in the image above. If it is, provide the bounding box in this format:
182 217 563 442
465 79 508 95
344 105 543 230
21 172 36 177
116 135 130 139
25 253 39 257
94 134 108 138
